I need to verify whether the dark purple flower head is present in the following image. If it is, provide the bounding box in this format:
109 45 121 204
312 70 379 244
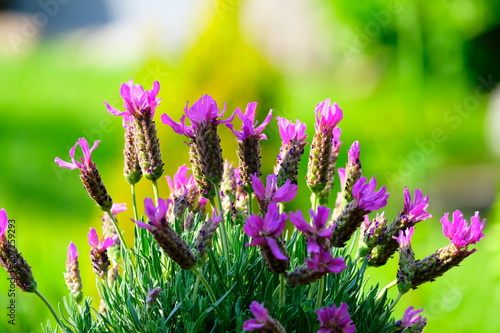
227 102 273 140
289 206 333 254
244 203 288 260
316 303 356 333
134 198 172 230
0 209 8 239
440 210 485 248
276 117 307 143
104 79 161 117
161 95 232 139
251 174 298 204
347 141 360 166
55 138 99 170
403 187 432 222
166 165 195 197
243 301 268 331
314 99 343 133
399 306 425 328
305 251 346 273
352 176 389 211
393 227 415 248
87 228 116 251
67 242 79 262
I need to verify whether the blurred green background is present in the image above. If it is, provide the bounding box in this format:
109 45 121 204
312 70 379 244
0 0 499 331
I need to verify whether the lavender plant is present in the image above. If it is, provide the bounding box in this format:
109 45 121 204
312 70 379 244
0 80 486 333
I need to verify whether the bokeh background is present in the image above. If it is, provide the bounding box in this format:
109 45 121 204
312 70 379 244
0 0 499 332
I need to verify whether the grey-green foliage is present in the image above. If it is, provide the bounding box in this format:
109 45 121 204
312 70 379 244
47 211 395 333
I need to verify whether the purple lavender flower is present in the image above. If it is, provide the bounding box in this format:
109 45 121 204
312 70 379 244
352 176 388 212
396 306 426 331
0 209 7 239
67 242 78 262
276 117 308 143
347 141 360 166
275 117 308 186
440 210 485 248
65 242 82 302
243 301 286 332
316 303 356 333
394 227 415 249
88 228 116 252
161 94 232 139
104 79 161 117
135 197 170 230
314 99 343 133
252 174 298 214
227 102 273 140
55 138 99 170
289 206 333 254
166 165 194 197
88 228 116 279
244 203 288 260
305 251 346 274
403 187 432 222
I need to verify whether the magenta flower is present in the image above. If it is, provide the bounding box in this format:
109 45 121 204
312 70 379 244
87 228 116 251
161 94 232 139
403 188 432 222
244 203 288 260
243 301 285 332
251 174 298 204
276 117 307 143
134 198 171 230
289 206 333 254
67 242 79 262
110 203 127 215
347 141 360 165
399 306 426 328
166 165 195 197
0 209 8 239
314 99 343 133
305 251 346 274
393 227 415 248
316 303 356 333
104 79 161 117
440 210 485 248
227 102 273 140
352 176 389 211
55 138 99 170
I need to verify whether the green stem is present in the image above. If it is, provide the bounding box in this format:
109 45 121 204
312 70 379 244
213 184 230 270
131 184 139 221
376 279 398 300
315 277 325 309
152 180 160 206
279 274 286 306
389 292 403 311
247 191 253 216
310 193 319 211
192 273 201 302
192 267 217 304
35 289 70 333
106 210 128 249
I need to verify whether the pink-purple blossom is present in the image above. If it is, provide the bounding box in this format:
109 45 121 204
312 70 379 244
166 165 195 197
227 102 273 140
403 188 432 222
67 242 79 262
244 203 288 260
251 174 298 204
347 141 360 166
276 117 307 143
243 301 269 331
289 206 333 254
337 168 346 188
0 209 8 239
352 176 389 211
87 228 116 251
110 203 127 215
134 198 172 230
104 79 161 117
55 138 99 170
314 99 343 133
305 251 346 274
393 227 415 248
440 210 485 248
399 306 425 328
161 94 232 139
316 303 356 333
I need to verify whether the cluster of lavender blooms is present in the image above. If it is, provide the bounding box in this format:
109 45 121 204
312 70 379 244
0 79 486 333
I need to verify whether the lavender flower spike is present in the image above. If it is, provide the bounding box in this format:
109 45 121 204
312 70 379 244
289 206 333 254
134 198 196 269
404 187 432 223
64 242 83 303
393 306 427 333
88 228 116 279
227 102 273 190
394 227 417 293
352 176 388 212
316 303 356 333
104 79 161 117
252 173 298 215
244 203 289 273
318 127 343 205
55 138 113 210
162 95 233 198
441 210 485 249
0 209 37 292
275 117 308 186
243 301 286 332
